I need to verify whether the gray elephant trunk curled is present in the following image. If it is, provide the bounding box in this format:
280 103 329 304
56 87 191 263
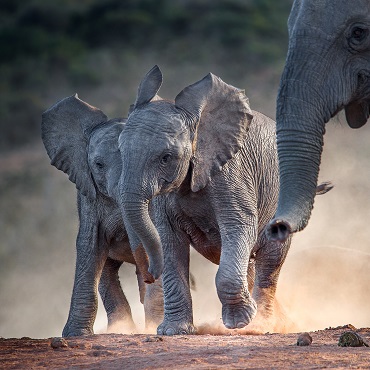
120 191 164 282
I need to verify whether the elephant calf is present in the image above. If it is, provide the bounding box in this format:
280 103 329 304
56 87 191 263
41 95 164 337
117 66 332 335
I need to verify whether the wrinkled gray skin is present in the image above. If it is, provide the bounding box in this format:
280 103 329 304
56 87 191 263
118 66 331 335
266 0 370 242
41 95 164 337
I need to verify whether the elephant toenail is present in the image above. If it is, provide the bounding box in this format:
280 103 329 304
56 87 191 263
165 328 175 336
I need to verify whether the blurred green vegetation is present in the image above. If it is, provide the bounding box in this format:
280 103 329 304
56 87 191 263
0 0 292 151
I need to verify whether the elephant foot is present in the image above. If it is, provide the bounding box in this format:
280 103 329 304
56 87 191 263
62 326 94 337
157 319 196 336
222 299 257 329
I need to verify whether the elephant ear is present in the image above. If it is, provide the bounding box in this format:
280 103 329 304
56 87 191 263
175 73 253 192
345 100 370 129
133 65 163 109
41 94 108 200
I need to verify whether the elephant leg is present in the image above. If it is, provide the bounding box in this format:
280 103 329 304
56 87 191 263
249 233 292 333
144 277 164 331
216 222 258 330
157 229 195 336
135 265 164 331
63 200 107 337
99 257 136 333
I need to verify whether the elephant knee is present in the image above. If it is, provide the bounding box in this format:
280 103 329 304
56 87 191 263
215 268 249 304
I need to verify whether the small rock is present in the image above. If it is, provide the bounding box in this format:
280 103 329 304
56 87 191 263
143 336 163 343
297 332 312 346
50 337 68 349
66 340 92 349
338 331 369 347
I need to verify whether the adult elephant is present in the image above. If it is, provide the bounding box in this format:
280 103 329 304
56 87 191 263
266 0 370 242
118 66 332 335
42 95 163 336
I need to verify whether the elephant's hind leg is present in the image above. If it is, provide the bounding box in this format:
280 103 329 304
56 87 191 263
144 277 164 331
248 234 293 333
99 257 136 333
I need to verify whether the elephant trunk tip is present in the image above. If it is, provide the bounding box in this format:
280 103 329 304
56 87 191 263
148 253 164 282
265 219 292 243
133 244 161 284
144 274 156 284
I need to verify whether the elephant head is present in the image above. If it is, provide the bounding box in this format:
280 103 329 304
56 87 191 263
41 94 123 201
118 65 252 282
266 0 370 242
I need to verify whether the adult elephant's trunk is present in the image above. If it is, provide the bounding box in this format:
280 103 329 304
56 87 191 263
120 191 163 283
266 75 329 242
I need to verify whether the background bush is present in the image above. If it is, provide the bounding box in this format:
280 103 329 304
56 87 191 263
0 0 292 151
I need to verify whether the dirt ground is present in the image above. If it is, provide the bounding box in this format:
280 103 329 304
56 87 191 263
1 325 369 369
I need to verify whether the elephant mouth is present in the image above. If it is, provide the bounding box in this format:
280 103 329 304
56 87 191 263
345 99 370 129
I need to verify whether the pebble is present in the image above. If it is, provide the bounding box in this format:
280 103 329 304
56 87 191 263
338 331 369 347
143 336 163 343
50 337 68 349
297 332 312 346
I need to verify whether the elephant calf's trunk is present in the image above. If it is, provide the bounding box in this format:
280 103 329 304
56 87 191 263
120 193 164 282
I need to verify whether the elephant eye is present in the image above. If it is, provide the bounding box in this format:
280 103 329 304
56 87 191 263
160 153 172 165
349 24 369 47
352 27 367 40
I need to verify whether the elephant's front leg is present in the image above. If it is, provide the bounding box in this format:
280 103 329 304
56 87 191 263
156 230 195 335
249 234 292 333
99 257 136 333
216 224 258 329
63 198 107 337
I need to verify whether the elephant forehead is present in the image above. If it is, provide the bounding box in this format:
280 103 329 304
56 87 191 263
89 124 121 153
120 127 188 151
127 103 185 132
290 0 370 36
